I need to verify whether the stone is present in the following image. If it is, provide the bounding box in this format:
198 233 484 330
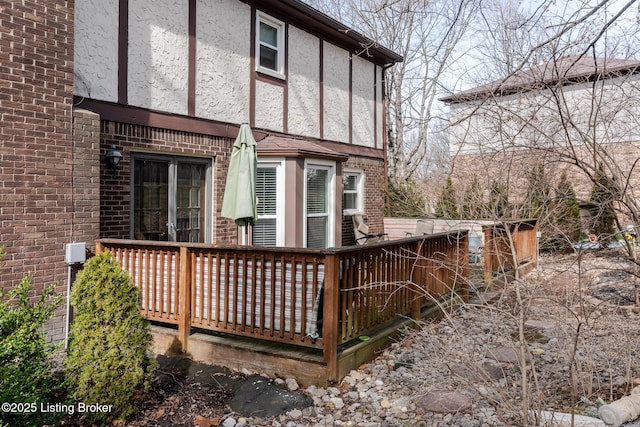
285 378 299 391
329 397 345 409
222 417 237 427
287 409 302 419
228 375 313 418
415 391 472 413
452 361 506 382
485 346 523 363
525 319 556 330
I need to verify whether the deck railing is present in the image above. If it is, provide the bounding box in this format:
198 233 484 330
96 231 468 381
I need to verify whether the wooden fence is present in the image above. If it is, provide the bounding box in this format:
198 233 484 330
482 219 538 283
96 231 469 381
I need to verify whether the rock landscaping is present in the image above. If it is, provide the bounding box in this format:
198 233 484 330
119 251 640 426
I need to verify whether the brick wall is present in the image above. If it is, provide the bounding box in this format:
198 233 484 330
99 121 238 244
451 141 640 206
0 1 75 341
341 157 386 246
72 109 101 253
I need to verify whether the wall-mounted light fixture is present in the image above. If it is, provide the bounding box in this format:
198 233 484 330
105 145 122 177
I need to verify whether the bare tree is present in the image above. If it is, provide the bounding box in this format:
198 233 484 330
306 0 479 184
446 0 640 267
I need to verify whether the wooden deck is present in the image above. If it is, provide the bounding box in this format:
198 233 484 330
96 232 470 384
96 221 537 385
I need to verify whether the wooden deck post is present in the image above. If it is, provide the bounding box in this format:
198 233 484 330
178 246 192 353
532 221 539 269
323 253 340 383
410 241 423 320
483 227 493 287
459 231 469 302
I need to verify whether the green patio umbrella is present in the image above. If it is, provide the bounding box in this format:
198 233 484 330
221 123 258 236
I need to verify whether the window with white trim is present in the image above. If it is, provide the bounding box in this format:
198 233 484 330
305 160 335 249
253 160 284 246
343 169 363 214
256 12 285 79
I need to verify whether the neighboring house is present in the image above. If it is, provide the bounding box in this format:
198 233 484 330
440 56 640 212
1 1 401 341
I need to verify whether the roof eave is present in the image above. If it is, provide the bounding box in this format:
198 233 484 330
250 0 403 65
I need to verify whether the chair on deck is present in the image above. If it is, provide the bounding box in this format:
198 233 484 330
405 219 435 237
352 214 388 245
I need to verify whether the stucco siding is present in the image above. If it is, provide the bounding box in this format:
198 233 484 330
255 81 284 132
74 0 119 101
196 0 251 123
352 56 375 147
288 26 320 138
323 42 350 143
128 0 189 115
448 74 640 157
375 66 384 149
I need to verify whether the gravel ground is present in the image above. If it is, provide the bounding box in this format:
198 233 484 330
241 251 640 427
116 250 640 427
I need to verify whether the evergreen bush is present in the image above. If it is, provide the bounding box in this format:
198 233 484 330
65 252 156 423
386 178 426 217
460 177 484 219
550 172 582 249
0 252 65 427
589 164 617 246
434 177 460 219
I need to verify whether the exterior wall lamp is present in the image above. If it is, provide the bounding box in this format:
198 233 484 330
105 145 123 177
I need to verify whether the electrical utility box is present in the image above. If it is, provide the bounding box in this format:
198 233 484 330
65 242 87 265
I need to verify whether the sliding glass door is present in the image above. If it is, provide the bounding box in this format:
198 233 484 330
133 155 211 243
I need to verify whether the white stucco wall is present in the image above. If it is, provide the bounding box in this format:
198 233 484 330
351 56 375 147
128 0 189 115
288 26 320 138
255 80 284 132
375 66 384 149
448 74 640 158
73 0 388 143
74 0 119 101
323 42 350 143
195 0 250 123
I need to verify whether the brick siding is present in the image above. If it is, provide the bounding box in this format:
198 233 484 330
341 157 386 246
451 141 640 206
99 121 238 244
0 1 75 341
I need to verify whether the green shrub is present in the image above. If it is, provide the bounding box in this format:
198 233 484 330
0 272 64 427
65 252 156 423
434 176 460 219
589 164 617 246
386 178 426 217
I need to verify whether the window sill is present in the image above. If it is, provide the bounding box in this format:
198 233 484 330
256 67 286 81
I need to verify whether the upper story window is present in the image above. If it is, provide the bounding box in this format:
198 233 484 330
343 169 364 214
256 12 285 79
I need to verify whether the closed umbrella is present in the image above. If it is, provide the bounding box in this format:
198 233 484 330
221 123 258 243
